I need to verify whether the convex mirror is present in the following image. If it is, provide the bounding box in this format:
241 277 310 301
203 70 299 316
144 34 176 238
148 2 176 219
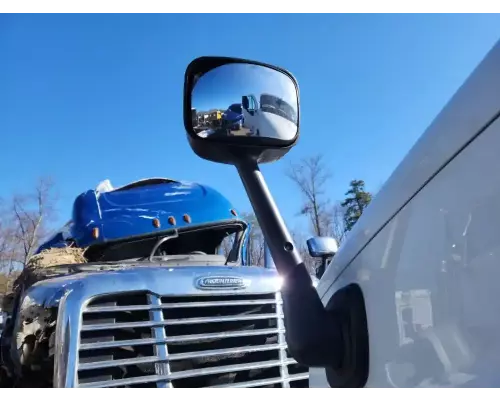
184 57 300 165
191 63 298 141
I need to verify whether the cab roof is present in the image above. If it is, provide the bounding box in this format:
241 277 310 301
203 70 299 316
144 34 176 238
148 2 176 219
44 178 241 249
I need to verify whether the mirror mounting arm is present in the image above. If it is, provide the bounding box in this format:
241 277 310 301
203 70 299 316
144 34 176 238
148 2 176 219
235 158 345 368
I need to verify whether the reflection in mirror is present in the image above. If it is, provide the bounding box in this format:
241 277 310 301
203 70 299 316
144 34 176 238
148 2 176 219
306 236 338 258
191 63 298 142
307 236 338 280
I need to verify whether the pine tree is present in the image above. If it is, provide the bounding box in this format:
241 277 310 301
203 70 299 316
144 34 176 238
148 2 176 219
341 179 372 232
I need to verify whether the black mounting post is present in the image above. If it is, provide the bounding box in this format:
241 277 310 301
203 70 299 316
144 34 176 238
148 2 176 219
236 159 344 367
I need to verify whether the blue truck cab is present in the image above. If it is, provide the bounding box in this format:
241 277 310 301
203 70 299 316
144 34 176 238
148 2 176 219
1 177 310 388
37 177 252 266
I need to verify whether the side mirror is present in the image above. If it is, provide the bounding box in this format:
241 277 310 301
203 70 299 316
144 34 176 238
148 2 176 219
307 236 338 258
307 236 338 280
183 57 344 369
184 57 299 164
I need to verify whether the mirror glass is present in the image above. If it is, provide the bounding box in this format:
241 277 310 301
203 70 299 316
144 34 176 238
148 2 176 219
191 63 298 141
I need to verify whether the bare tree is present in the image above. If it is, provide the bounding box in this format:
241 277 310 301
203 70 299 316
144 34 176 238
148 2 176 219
287 154 345 244
219 235 235 259
218 212 265 266
240 212 265 266
331 203 346 244
8 177 58 268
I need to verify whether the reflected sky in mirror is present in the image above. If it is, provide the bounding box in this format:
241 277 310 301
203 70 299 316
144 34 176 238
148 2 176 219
191 63 298 141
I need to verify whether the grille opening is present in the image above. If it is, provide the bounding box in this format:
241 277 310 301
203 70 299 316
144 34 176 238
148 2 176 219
165 318 277 337
82 310 152 325
286 348 309 387
86 292 149 307
162 302 277 320
167 328 278 356
79 343 155 363
173 366 282 388
160 293 277 303
169 347 280 374
78 362 157 388
80 326 153 344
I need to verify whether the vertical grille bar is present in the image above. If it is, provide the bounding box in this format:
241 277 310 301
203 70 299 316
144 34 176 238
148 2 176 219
147 293 172 388
275 292 289 388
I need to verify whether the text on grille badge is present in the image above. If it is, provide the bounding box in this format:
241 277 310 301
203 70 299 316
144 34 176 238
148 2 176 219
195 276 249 290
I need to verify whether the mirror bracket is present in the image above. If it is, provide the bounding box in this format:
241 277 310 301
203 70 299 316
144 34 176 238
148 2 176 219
236 157 344 367
235 157 303 274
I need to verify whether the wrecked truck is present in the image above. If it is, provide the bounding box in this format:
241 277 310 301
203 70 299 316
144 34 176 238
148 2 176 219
0 177 310 388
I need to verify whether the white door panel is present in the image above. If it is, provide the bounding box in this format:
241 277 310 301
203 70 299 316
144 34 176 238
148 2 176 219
312 114 500 387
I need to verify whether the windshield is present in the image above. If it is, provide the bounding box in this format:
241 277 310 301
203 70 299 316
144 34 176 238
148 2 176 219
259 94 297 124
85 223 246 264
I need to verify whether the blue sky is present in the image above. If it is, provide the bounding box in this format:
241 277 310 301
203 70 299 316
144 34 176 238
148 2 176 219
1 14 500 235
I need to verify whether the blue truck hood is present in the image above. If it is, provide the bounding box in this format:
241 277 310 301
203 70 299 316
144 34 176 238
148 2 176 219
70 178 240 247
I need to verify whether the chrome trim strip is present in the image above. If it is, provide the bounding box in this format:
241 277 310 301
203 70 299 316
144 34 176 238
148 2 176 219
84 298 280 313
81 313 281 331
209 372 310 388
79 343 287 371
79 327 284 350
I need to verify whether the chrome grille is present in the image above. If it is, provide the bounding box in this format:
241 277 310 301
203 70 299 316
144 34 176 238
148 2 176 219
78 291 308 388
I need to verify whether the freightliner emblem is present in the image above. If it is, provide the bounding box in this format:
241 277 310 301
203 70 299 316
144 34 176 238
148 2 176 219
195 276 248 290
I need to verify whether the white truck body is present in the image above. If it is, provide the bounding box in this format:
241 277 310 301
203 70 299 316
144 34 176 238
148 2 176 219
242 94 297 140
311 40 500 387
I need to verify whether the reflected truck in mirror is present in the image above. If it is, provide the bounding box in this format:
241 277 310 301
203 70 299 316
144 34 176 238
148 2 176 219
191 107 197 128
242 93 297 139
221 103 244 132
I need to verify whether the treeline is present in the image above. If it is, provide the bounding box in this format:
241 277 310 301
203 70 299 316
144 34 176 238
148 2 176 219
0 156 373 291
245 154 373 272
